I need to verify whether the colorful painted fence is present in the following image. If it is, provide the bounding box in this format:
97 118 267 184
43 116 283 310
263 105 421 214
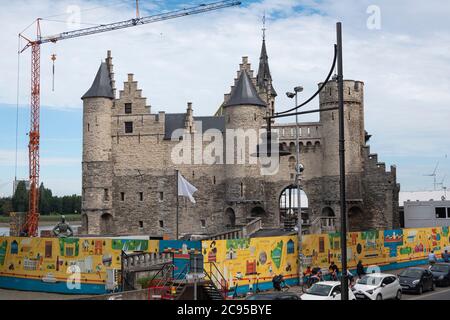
0 236 200 294
201 226 450 296
202 236 299 295
0 226 449 295
302 226 450 271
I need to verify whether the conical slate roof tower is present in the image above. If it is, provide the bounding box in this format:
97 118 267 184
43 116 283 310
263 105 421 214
223 69 266 108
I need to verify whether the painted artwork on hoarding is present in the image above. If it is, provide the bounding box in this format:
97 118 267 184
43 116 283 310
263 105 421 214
301 227 450 271
0 236 159 294
202 236 298 294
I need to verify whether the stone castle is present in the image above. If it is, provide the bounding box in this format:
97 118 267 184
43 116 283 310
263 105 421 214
79 39 400 238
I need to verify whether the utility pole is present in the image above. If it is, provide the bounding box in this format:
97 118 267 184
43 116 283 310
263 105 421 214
295 91 303 285
336 22 348 300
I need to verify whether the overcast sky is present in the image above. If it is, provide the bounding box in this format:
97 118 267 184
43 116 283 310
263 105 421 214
0 0 449 196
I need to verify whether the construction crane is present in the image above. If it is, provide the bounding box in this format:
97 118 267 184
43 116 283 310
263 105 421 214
18 0 241 237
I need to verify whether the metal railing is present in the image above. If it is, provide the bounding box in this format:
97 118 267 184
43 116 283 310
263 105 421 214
204 261 229 299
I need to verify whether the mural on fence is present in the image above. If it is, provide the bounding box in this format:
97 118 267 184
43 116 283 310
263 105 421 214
1 226 450 295
302 227 450 270
0 236 159 294
202 236 299 293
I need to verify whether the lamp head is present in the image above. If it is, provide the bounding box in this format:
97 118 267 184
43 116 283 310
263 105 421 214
286 92 295 99
294 86 304 93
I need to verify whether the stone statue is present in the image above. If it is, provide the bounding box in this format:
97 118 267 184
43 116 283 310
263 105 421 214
53 215 74 238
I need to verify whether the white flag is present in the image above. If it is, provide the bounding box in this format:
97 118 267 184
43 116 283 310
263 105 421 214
178 171 198 203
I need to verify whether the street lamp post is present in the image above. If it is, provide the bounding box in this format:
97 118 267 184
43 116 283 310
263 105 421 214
336 22 349 300
286 86 304 284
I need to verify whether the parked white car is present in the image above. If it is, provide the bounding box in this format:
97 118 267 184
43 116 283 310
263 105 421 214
300 281 356 300
353 273 402 300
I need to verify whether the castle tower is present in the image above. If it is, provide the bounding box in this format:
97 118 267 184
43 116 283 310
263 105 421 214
223 65 268 225
319 80 365 177
81 55 115 235
256 38 277 117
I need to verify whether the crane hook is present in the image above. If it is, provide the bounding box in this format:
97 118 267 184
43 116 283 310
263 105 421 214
51 54 56 92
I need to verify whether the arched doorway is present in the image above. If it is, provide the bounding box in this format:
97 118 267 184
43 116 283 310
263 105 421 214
251 206 266 216
348 206 363 231
279 185 309 228
322 207 335 217
100 213 114 234
225 208 236 228
81 214 88 234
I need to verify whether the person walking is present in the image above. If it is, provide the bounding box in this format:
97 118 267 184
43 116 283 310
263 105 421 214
428 250 437 266
329 261 339 281
356 260 366 279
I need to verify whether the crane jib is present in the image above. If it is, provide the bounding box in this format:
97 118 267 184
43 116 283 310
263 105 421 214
38 1 241 45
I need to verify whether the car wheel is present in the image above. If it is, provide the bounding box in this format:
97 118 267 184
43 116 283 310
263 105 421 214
376 294 382 301
418 285 423 295
396 290 402 300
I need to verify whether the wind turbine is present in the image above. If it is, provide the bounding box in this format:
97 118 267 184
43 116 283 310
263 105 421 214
436 175 447 190
423 161 439 190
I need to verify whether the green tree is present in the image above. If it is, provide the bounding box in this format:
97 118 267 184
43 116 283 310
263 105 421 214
12 181 28 212
0 198 13 216
39 183 53 215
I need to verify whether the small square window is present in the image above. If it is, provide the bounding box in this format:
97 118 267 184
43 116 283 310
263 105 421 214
120 192 125 201
125 121 133 133
201 219 206 228
436 207 446 219
125 103 132 114
139 221 144 228
139 192 143 201
159 220 164 228
159 192 164 202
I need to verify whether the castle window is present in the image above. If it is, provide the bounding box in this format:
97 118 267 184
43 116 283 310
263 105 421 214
254 113 257 121
159 220 164 228
139 221 144 228
201 219 206 228
332 112 334 120
125 103 132 114
159 192 164 202
125 121 133 133
240 182 244 197
104 189 109 201
87 123 90 132
436 207 446 219
213 176 216 185
120 192 125 201
139 192 143 201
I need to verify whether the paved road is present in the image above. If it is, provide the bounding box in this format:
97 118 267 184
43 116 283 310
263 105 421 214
403 286 450 300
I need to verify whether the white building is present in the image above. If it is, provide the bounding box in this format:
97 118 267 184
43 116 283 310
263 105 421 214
401 190 450 228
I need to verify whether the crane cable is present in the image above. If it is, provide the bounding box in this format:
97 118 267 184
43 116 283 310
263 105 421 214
275 44 338 116
14 35 21 188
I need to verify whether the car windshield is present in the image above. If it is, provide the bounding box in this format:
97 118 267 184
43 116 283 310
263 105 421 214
306 283 332 296
358 275 382 286
399 269 423 278
431 264 450 273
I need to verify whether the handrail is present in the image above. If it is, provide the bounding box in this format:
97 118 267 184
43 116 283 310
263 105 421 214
204 261 228 299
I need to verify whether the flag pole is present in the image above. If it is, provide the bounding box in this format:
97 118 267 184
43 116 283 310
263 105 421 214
176 169 179 240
